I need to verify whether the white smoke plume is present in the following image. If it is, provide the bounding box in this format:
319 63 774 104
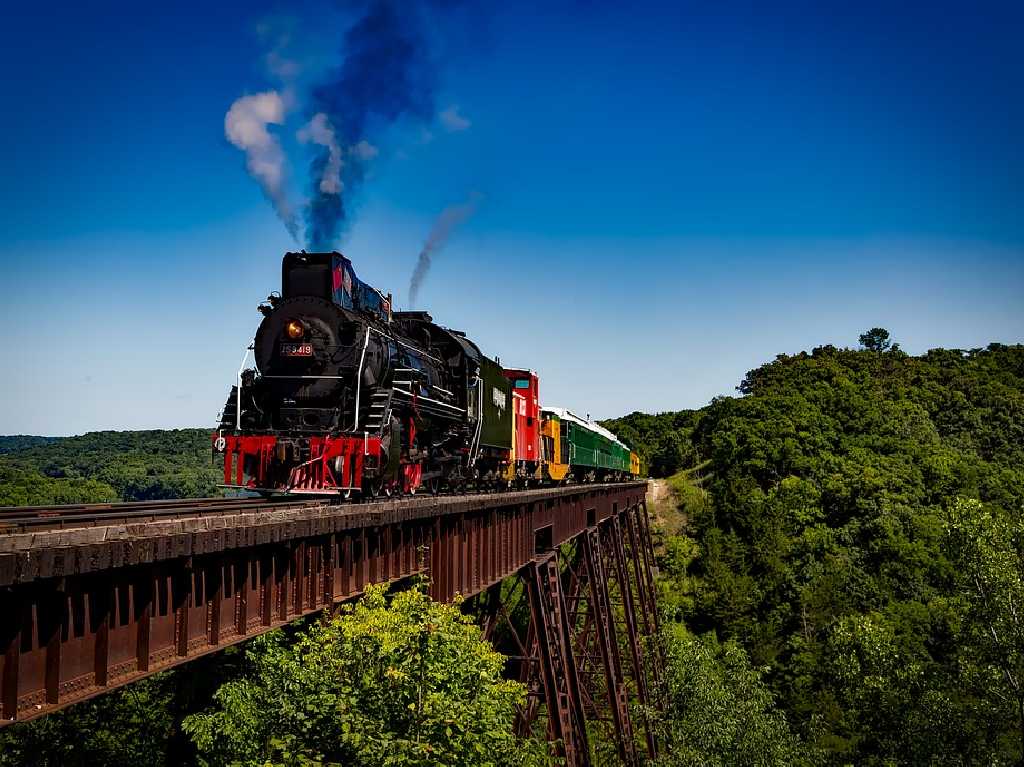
224 91 298 241
408 191 483 305
349 140 379 161
439 105 471 132
298 113 343 195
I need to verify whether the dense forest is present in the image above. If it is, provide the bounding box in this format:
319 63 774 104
1 330 1022 765
642 331 1024 765
0 430 220 506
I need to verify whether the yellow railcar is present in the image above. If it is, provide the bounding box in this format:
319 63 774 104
540 414 571 482
630 451 641 478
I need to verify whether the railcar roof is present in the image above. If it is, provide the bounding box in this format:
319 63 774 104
542 406 629 449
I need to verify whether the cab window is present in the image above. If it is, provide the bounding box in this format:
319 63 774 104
514 379 530 389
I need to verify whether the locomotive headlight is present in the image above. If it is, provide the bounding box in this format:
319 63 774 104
285 320 305 339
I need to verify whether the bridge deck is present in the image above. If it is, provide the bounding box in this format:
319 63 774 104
0 482 648 725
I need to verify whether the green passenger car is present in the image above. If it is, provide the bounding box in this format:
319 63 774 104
542 407 631 480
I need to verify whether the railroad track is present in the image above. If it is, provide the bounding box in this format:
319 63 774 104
0 496 295 532
0 481 648 534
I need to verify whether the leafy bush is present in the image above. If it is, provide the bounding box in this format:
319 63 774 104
184 585 549 767
655 626 816 767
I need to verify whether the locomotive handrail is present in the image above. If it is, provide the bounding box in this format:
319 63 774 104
468 375 484 463
391 388 464 412
259 375 351 379
353 326 371 431
236 341 254 431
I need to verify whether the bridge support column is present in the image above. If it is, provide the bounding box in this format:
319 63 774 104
525 552 591 765
608 512 659 759
477 501 661 766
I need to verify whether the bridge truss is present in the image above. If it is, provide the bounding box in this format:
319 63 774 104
0 482 660 764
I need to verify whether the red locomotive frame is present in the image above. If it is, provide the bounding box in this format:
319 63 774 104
218 433 382 495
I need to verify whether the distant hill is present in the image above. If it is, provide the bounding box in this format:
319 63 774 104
600 410 700 477
0 429 220 506
0 435 61 454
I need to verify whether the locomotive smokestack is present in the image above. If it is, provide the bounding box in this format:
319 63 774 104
408 192 482 305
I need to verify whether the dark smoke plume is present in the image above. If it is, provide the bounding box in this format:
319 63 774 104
305 0 441 250
408 192 482 305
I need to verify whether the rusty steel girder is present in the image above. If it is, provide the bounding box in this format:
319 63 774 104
0 483 664 767
484 508 663 766
0 483 647 728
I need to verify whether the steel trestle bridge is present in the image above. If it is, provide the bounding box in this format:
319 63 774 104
0 482 660 765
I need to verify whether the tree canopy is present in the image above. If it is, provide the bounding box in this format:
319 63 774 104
0 429 220 504
649 336 1024 765
184 585 549 767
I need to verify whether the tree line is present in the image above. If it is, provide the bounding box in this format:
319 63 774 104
0 429 220 506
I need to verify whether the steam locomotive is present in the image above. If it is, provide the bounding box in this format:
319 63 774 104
213 252 640 497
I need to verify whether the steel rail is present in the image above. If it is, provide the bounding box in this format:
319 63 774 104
0 482 643 532
0 497 283 532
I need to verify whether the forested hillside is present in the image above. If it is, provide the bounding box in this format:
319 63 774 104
0 429 219 505
645 332 1024 765
600 410 699 477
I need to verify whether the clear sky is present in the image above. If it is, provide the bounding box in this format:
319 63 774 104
1 0 1022 436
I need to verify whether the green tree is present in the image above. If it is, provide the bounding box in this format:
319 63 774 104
184 585 549 767
947 498 1024 763
0 675 175 767
858 327 892 352
655 626 815 767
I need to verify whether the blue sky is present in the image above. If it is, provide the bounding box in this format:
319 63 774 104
1 0 1022 435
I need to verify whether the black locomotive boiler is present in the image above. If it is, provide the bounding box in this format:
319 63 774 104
215 251 512 496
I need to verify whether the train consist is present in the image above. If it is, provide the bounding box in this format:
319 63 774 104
214 252 641 497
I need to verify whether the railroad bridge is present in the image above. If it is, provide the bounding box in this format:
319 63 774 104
0 482 661 765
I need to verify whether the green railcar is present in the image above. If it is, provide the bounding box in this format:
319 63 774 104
448 334 512 454
476 354 512 451
543 407 631 479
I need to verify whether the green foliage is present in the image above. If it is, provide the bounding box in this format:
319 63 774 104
637 339 1024 765
0 435 60 454
184 585 549 767
655 625 815 767
946 498 1024 757
601 410 699 477
0 463 118 506
0 429 220 502
0 675 175 767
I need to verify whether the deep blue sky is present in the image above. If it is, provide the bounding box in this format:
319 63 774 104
1 0 1022 435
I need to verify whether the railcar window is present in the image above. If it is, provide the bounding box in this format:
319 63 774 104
514 379 530 388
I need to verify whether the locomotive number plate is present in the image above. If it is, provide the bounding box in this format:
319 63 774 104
280 343 313 357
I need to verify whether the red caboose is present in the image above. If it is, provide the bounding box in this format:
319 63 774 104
502 368 542 482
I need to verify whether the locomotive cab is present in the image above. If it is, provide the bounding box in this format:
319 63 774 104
281 251 392 322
